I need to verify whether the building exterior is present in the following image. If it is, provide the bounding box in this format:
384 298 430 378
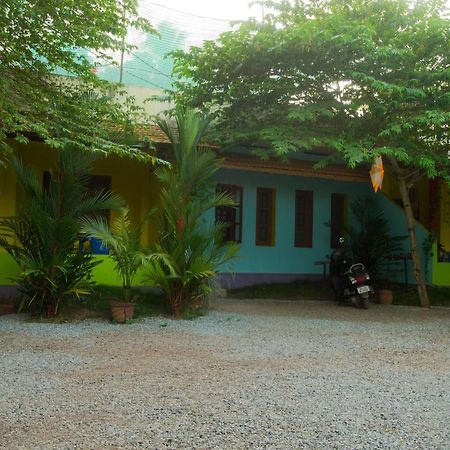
0 131 449 295
212 152 448 287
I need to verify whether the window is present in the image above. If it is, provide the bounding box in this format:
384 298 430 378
43 172 112 254
256 188 275 246
43 172 111 194
43 172 112 222
295 190 313 247
215 184 243 243
330 193 347 248
88 175 112 223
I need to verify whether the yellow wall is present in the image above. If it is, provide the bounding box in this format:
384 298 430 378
378 172 450 286
0 140 161 287
0 161 18 278
9 140 160 247
440 183 450 250
0 164 17 218
145 169 162 245
381 173 429 227
381 172 399 199
0 160 19 282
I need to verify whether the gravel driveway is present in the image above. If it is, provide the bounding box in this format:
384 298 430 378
0 299 449 449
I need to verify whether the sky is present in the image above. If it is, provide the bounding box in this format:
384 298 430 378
100 0 449 90
97 0 263 88
140 0 262 23
137 0 262 48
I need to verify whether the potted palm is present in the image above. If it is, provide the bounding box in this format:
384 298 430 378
345 196 406 305
145 109 239 317
82 208 149 323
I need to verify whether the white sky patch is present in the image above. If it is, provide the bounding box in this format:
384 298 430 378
95 0 450 68
138 0 261 49
140 0 260 22
92 28 148 70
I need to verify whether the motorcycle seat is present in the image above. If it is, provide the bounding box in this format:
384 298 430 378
345 263 366 275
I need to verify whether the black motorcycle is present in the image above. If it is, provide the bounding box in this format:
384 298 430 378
329 238 374 309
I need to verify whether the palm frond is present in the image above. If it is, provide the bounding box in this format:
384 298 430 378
0 148 117 317
147 109 239 315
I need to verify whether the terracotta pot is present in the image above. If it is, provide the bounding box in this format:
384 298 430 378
0 304 15 316
378 289 393 305
110 300 135 323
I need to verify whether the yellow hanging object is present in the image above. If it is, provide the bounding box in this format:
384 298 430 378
370 155 384 192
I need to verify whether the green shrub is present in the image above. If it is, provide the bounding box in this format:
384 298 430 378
0 150 121 318
145 109 239 317
82 208 151 303
346 196 405 282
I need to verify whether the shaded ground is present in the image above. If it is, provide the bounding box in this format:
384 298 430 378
228 280 450 307
0 299 449 449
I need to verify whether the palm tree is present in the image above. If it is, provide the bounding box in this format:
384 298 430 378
146 109 239 317
81 208 151 302
345 196 405 282
0 149 122 318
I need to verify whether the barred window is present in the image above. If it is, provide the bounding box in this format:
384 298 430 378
215 184 243 243
295 190 313 248
256 187 275 246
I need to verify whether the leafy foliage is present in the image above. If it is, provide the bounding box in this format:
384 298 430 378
0 0 157 160
0 150 122 318
345 196 405 281
172 0 449 177
172 0 449 307
145 109 239 317
81 208 151 302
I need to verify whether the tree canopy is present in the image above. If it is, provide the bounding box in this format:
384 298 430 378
172 0 450 306
0 0 156 158
172 0 449 178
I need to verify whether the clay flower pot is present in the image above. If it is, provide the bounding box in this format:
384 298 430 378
378 289 393 305
110 300 135 323
0 303 16 316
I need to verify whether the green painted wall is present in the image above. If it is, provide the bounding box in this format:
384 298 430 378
0 254 19 285
0 253 149 287
0 139 159 290
440 183 450 250
0 160 18 286
432 243 450 286
91 256 148 286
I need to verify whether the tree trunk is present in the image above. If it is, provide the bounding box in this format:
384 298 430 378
392 165 430 307
45 295 56 319
169 281 185 318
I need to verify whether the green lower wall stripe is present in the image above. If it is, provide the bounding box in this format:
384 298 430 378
0 253 148 287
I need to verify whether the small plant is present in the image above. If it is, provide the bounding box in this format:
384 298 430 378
124 318 142 325
82 208 150 303
183 307 207 321
345 196 406 282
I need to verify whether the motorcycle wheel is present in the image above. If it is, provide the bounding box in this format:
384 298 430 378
358 297 369 309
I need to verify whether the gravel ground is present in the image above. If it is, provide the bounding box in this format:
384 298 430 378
0 299 449 450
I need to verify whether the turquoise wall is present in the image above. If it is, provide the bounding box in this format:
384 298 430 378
1 164 438 290
213 169 371 276
213 168 431 282
432 242 450 286
375 191 431 284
